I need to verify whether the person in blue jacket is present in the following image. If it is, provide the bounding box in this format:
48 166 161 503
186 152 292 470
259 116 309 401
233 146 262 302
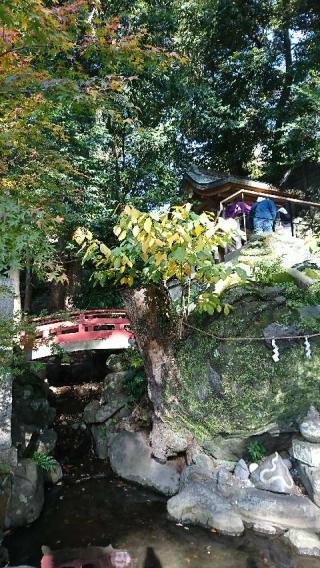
248 196 277 234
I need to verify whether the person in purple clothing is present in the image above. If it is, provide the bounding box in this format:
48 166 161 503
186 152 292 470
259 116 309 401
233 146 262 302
225 201 251 219
248 197 277 234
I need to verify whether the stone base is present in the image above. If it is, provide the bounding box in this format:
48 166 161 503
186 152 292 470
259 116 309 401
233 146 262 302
297 462 320 507
292 438 320 467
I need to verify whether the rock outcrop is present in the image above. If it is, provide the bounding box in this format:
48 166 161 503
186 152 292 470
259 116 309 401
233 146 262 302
168 462 320 540
109 431 180 496
5 459 44 528
163 234 320 453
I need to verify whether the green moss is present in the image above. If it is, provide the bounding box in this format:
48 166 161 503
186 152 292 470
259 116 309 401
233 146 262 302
164 289 320 443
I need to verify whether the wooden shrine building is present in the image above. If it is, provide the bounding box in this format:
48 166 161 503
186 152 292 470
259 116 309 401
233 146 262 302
182 166 320 237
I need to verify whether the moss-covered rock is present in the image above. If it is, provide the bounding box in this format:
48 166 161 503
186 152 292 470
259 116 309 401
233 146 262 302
162 235 320 450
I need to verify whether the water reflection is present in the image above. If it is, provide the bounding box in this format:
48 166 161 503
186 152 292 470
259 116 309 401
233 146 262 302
4 464 320 568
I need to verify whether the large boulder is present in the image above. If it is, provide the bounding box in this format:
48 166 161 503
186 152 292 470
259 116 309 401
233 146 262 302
109 431 180 496
5 459 44 528
235 488 320 532
167 480 244 536
164 234 320 447
105 353 129 373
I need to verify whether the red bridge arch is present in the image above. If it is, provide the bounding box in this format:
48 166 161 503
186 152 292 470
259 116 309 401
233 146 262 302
25 309 135 360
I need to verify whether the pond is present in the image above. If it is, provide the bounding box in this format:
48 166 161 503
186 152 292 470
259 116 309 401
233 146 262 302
4 459 320 568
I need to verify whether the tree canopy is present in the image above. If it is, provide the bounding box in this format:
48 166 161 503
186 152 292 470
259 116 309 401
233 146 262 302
1 0 320 309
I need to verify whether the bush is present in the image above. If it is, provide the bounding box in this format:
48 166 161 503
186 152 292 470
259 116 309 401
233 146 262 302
32 452 56 471
246 440 266 462
123 371 147 403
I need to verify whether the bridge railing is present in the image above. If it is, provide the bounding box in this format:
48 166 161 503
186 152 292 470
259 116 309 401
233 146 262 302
22 309 133 351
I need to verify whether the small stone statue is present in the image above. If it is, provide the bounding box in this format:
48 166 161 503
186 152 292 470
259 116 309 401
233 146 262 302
300 406 320 443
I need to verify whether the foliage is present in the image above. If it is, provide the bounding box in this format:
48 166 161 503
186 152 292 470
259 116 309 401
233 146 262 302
251 258 285 285
0 315 39 374
123 370 147 404
124 347 144 370
2 0 320 311
75 203 240 314
32 452 56 472
0 0 184 302
0 196 66 280
247 440 267 463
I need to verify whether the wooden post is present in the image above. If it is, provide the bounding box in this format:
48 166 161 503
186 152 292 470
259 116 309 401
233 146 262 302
288 201 294 236
241 191 247 242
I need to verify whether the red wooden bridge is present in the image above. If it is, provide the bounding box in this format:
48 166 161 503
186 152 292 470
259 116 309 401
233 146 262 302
25 309 134 360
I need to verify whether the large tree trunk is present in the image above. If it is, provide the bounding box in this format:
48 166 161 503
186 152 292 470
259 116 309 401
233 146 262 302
121 285 179 418
64 259 82 309
50 282 67 312
23 265 32 314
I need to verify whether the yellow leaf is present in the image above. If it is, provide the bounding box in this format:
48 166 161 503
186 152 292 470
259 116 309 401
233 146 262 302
120 277 127 284
142 238 151 253
132 225 140 237
130 208 139 222
114 226 121 237
184 264 192 277
124 205 131 215
127 276 134 286
155 252 165 266
194 224 202 237
119 230 127 241
144 218 152 233
100 243 111 257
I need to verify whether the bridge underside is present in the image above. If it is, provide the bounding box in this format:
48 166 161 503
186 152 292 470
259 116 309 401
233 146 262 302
29 333 133 360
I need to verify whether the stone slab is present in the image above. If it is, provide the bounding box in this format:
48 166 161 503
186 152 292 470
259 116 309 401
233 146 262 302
297 462 320 507
285 529 320 557
292 438 320 467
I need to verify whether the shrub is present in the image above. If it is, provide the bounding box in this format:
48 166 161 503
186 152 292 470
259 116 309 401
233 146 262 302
247 440 266 462
32 452 56 471
123 371 147 403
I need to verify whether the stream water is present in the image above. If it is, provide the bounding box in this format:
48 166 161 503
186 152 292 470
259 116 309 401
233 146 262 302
4 458 320 568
